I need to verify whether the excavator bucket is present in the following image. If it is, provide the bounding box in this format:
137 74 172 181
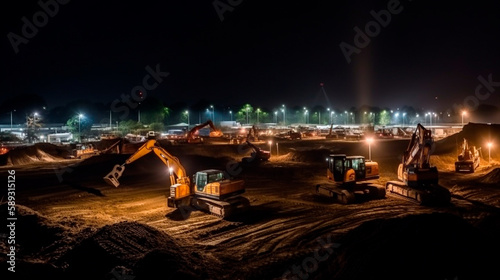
103 164 125 187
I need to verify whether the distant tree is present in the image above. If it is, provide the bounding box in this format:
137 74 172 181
66 114 93 142
378 110 391 126
237 104 253 124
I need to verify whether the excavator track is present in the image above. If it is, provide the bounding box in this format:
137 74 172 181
385 181 451 206
315 182 386 204
192 196 250 219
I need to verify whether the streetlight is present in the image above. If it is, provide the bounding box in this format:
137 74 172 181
344 111 348 125
274 111 278 123
185 110 190 125
366 137 373 161
268 140 272 154
282 104 286 125
210 105 215 122
256 108 261 124
78 114 84 142
33 112 38 142
462 111 467 126
10 109 16 130
229 110 233 121
487 142 493 164
402 113 406 127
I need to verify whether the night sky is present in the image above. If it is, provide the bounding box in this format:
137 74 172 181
2 0 500 113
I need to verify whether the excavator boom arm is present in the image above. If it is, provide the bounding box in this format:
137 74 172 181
403 123 433 167
103 139 189 187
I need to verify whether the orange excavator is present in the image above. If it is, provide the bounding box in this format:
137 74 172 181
455 138 481 173
385 123 451 205
103 139 248 218
186 120 223 143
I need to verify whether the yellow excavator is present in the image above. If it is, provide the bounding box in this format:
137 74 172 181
455 138 481 173
385 123 451 205
103 139 248 218
315 154 386 204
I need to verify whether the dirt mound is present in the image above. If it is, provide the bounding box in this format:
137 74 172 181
435 122 500 156
478 167 500 184
315 212 499 280
0 203 67 257
57 221 194 279
4 143 71 166
280 148 334 163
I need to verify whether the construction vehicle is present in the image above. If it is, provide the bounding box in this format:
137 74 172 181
325 124 339 139
71 143 100 159
315 154 386 204
103 139 248 218
186 120 223 143
276 130 302 140
246 125 259 142
242 140 271 163
455 138 481 172
385 123 451 205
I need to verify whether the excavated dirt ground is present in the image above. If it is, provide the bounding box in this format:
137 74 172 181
1 123 500 280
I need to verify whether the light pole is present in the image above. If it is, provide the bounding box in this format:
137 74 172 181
33 112 38 142
403 113 406 127
210 105 215 122
487 142 492 164
78 114 83 142
185 110 190 125
230 110 233 121
274 111 277 123
318 111 321 124
256 108 261 124
10 110 16 130
366 137 373 161
282 104 286 125
462 111 466 126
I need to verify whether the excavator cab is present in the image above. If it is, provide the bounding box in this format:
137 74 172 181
318 154 385 204
327 154 379 183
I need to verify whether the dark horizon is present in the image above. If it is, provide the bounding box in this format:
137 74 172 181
2 0 500 114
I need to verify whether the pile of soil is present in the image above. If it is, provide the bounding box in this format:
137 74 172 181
478 167 500 184
279 148 335 163
55 221 199 279
313 212 500 280
2 143 71 166
0 204 67 257
435 122 500 157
